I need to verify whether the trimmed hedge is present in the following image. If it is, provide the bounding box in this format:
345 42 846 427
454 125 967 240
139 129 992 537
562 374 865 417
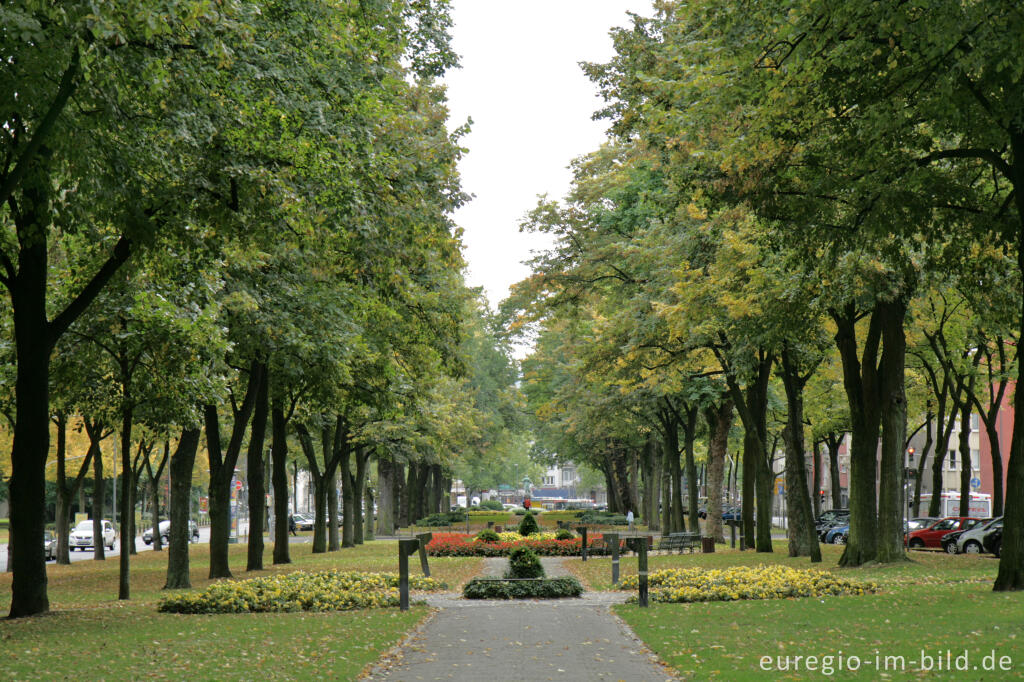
518 512 540 536
575 510 629 525
476 529 500 543
425 532 617 557
554 528 575 540
416 511 466 526
462 576 583 600
507 547 544 578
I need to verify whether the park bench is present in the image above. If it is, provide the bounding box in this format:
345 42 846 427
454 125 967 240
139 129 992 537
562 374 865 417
656 532 701 554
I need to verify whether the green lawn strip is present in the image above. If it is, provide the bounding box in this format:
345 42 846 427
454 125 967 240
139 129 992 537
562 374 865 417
614 583 1023 679
3 601 428 680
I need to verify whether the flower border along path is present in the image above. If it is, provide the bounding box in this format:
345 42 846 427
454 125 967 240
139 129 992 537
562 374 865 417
363 557 675 681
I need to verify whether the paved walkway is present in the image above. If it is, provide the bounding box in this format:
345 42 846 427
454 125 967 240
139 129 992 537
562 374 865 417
364 557 674 681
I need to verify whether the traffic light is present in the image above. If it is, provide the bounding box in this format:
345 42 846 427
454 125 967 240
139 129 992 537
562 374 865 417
819 489 825 504
907 447 916 465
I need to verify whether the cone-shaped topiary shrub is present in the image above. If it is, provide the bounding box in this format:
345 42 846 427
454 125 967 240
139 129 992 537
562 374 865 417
476 529 500 543
518 512 540 536
507 546 544 579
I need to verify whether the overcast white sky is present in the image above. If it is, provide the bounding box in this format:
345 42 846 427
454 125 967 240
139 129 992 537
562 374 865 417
445 2 653 310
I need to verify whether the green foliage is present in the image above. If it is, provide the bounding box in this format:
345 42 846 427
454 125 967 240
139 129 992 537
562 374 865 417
554 528 575 541
475 529 500 543
478 499 504 511
518 512 540 536
576 511 629 526
506 547 544 579
416 511 466 527
462 577 583 600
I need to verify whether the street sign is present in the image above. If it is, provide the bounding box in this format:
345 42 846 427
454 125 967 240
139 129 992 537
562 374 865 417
235 479 243 491
970 477 981 489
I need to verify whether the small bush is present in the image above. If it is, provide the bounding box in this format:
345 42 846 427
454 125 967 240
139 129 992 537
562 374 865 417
475 529 501 543
576 511 629 525
507 547 544 579
463 577 583 600
513 508 527 515
478 499 504 511
518 512 540 536
554 528 574 540
416 511 465 526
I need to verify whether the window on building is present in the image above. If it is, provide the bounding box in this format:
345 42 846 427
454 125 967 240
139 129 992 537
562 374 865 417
948 450 956 470
971 449 980 470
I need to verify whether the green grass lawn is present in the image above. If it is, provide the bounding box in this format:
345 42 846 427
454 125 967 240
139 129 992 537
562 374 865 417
569 544 1024 679
0 540 485 680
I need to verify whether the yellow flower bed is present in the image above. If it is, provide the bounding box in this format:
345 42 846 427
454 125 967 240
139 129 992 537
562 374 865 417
491 531 559 543
158 570 447 614
618 565 877 603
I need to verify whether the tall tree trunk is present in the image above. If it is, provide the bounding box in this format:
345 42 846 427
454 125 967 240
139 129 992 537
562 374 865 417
205 360 262 579
778 348 822 562
364 482 376 541
395 462 408 528
165 428 201 589
246 361 269 572
328 468 340 551
912 410 933 516
91 433 106 561
55 417 95 565
431 464 444 516
661 410 684 533
812 440 822 519
600 458 620 514
117 402 133 599
145 441 169 553
705 399 734 544
825 433 843 510
376 456 396 536
640 435 657 532
271 402 291 565
352 447 368 544
741 429 757 549
340 435 355 548
682 407 700 533
995 143 1024 591
959 401 973 518
833 304 883 567
875 299 909 563
660 459 671 532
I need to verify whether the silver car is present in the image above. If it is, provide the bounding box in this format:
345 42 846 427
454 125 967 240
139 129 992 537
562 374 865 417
69 519 116 551
956 517 1002 554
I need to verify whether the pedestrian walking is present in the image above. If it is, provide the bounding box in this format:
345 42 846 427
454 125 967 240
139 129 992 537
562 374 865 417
626 509 634 530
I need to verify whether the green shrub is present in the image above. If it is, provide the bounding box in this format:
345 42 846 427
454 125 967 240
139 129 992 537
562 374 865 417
475 529 501 543
507 547 544 579
554 528 574 541
576 510 629 525
513 508 527 515
462 577 583 600
478 499 504 511
518 512 540 536
416 511 465 526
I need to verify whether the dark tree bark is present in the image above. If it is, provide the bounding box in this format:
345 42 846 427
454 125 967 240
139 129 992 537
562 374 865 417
85 419 107 562
917 355 957 518
376 456 396 536
778 347 822 562
364 481 376 541
958 401 973 518
328 468 340 551
144 441 169 552
395 461 408 528
969 339 1014 517
340 429 355 548
704 399 734 544
812 440 822 519
681 406 700 533
271 402 291 565
832 303 884 566
658 406 684 533
351 447 369 544
165 428 201 589
823 432 843 511
54 413 95 565
912 410 933 516
204 359 263 579
246 362 269 571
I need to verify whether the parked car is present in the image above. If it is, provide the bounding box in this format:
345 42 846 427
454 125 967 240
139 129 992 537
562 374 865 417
69 519 116 551
950 517 1003 554
721 506 742 523
816 510 850 541
143 519 200 545
940 529 968 554
825 524 850 544
290 513 314 531
983 527 1002 557
905 517 938 533
43 530 56 561
906 517 982 549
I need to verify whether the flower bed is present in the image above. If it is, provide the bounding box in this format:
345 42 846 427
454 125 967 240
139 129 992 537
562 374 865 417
618 565 878 604
157 570 447 614
425 532 615 557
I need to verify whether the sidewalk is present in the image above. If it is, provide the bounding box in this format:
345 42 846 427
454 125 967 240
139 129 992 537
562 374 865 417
363 557 675 681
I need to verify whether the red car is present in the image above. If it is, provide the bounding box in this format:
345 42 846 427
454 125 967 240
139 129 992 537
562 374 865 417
906 517 982 549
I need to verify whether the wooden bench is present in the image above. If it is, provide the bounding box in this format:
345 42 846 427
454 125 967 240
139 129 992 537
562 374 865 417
656 532 701 554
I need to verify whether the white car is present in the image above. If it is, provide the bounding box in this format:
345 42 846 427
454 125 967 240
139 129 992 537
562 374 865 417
69 519 116 551
956 517 1002 554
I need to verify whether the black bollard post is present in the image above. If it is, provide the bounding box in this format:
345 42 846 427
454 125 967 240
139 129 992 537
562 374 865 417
605 532 620 585
730 522 736 549
637 536 649 608
398 538 419 611
576 526 588 561
415 532 433 578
